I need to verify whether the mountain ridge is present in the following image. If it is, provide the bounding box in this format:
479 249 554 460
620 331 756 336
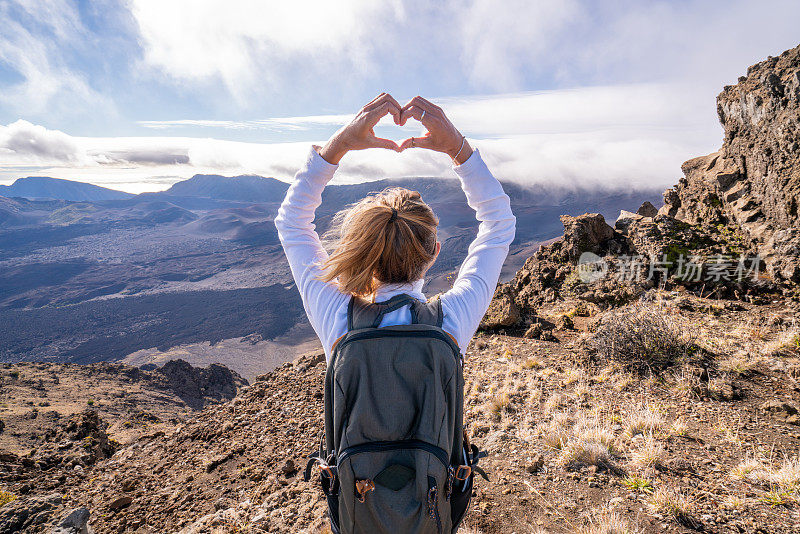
0 177 134 202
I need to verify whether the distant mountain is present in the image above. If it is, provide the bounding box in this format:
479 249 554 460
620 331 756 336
163 174 289 202
0 168 661 371
0 176 134 201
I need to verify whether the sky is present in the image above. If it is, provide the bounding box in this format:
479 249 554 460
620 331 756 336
0 0 799 194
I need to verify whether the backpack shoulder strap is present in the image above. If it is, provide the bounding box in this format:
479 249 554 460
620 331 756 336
348 293 443 330
413 295 443 328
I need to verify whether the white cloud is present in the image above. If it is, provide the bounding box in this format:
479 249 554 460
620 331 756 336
138 114 354 131
455 0 800 92
458 0 582 90
0 120 88 163
0 0 116 121
129 0 405 103
0 82 723 194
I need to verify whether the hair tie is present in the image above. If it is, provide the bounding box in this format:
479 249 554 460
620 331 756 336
388 208 398 222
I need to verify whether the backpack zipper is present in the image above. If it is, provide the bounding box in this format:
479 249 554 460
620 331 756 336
337 439 450 469
427 475 442 534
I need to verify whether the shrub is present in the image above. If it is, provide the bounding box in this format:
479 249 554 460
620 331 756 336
0 490 15 507
587 304 696 372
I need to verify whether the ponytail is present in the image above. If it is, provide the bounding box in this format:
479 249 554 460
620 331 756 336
318 187 438 297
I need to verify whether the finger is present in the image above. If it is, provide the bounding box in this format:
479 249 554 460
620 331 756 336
417 96 445 116
362 92 388 110
368 135 401 152
373 94 403 124
402 96 444 120
365 95 402 124
364 93 401 113
399 105 434 127
399 137 415 151
366 101 401 127
399 134 435 151
412 134 435 149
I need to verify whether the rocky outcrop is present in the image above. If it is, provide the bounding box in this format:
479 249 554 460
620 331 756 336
503 214 630 319
156 360 248 409
0 411 115 534
49 352 330 534
661 44 800 286
485 204 777 328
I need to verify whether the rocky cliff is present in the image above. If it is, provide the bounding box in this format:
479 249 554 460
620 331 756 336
661 44 800 287
480 45 800 332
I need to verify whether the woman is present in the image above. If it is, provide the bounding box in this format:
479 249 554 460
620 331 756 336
276 93 515 533
275 93 516 362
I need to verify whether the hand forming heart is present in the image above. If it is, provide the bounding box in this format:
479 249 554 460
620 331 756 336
318 93 473 166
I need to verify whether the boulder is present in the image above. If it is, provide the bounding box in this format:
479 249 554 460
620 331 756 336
157 360 248 409
559 213 616 260
636 201 659 218
51 507 92 534
479 286 521 329
614 210 643 235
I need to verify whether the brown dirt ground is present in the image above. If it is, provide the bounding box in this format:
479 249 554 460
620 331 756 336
3 289 800 533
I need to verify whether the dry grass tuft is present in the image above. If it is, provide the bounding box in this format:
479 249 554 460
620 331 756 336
586 304 696 372
629 434 666 470
772 457 800 490
669 418 689 437
577 505 641 534
573 381 592 403
722 495 745 510
562 368 587 387
558 439 615 470
538 413 571 450
762 328 800 357
522 356 543 370
624 404 665 437
730 457 771 485
543 392 568 414
484 392 511 417
718 352 760 375
733 455 800 493
646 486 695 523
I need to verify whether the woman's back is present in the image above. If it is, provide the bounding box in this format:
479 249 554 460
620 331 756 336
274 143 515 363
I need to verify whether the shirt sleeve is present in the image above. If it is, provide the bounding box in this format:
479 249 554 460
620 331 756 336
440 148 517 353
274 145 350 352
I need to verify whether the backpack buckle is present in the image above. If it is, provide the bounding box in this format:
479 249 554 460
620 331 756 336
355 479 375 503
319 462 335 477
454 465 472 481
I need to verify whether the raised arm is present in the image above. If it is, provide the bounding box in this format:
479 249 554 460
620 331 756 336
274 146 348 351
441 150 515 352
398 96 516 353
274 93 403 355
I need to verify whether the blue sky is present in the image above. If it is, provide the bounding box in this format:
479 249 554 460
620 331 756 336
1 0 799 193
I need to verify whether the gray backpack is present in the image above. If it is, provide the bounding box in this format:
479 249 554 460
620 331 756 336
304 293 487 534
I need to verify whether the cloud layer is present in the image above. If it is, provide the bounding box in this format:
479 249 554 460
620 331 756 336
0 83 722 194
2 1 799 195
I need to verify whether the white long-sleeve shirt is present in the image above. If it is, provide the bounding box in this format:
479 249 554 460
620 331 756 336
274 145 516 364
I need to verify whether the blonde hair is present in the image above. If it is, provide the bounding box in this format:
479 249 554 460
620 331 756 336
319 187 439 297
